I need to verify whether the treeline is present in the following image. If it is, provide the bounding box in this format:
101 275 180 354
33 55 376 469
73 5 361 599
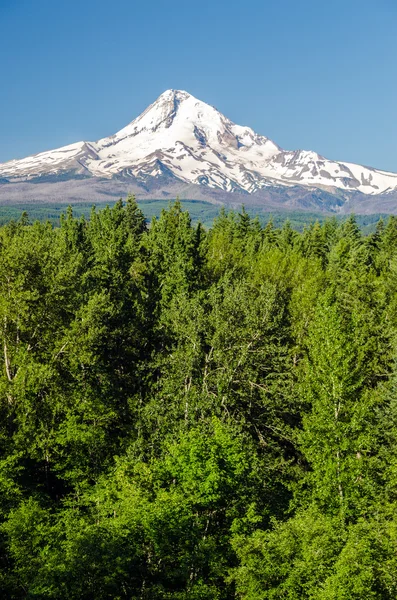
0 197 397 598
0 201 387 231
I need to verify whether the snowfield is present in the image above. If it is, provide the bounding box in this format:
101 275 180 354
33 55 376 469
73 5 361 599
1 89 397 197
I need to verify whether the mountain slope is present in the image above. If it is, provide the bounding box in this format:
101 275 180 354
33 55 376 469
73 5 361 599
1 89 397 212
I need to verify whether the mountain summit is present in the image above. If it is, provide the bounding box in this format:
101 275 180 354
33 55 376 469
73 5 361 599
1 90 397 211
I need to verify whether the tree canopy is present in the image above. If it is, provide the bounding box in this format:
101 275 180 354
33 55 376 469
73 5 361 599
0 198 396 598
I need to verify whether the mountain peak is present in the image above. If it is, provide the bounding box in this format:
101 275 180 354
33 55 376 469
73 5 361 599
156 89 193 102
1 90 397 202
113 89 200 140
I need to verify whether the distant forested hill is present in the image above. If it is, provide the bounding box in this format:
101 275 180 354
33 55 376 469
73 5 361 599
0 197 397 598
0 198 388 232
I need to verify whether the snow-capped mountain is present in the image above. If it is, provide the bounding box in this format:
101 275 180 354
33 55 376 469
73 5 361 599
1 89 397 211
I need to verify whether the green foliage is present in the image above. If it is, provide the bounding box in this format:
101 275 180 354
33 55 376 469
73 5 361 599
0 201 396 598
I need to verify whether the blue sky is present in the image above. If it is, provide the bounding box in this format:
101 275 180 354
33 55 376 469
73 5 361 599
1 0 396 170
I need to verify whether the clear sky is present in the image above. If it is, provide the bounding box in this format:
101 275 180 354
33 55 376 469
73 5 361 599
1 0 396 171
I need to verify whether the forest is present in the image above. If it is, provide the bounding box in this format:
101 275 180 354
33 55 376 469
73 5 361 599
0 196 397 599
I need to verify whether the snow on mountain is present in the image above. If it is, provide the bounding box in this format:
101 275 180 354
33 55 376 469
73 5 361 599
1 89 397 198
